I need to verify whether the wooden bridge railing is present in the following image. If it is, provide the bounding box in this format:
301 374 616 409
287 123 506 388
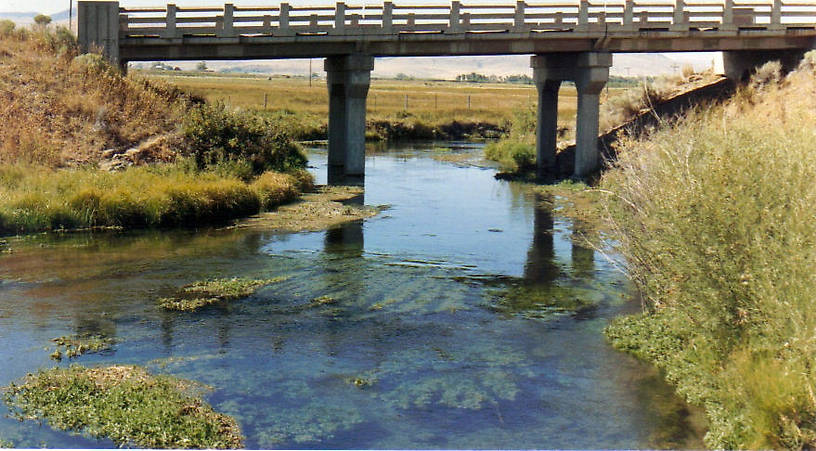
118 0 816 39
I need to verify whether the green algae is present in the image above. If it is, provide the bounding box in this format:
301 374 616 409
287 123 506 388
158 276 286 312
2 365 243 449
49 334 114 361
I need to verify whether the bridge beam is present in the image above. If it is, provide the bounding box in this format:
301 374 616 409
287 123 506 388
723 49 808 83
325 54 374 183
531 52 612 178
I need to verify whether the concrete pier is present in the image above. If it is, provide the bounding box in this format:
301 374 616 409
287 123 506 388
324 55 374 183
531 52 612 178
77 1 120 66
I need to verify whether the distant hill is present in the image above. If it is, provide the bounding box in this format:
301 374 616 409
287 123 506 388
0 7 75 25
149 52 721 79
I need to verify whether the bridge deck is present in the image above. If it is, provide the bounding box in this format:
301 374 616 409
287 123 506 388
115 0 816 60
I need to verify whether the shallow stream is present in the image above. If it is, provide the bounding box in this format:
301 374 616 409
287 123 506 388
0 143 703 448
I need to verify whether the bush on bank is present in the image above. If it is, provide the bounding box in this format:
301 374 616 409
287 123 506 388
602 53 816 448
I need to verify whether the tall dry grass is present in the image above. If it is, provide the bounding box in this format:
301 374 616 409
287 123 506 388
603 53 816 448
0 25 192 167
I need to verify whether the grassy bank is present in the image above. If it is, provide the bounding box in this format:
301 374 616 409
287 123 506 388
0 164 309 235
602 54 816 448
3 365 243 448
0 25 315 235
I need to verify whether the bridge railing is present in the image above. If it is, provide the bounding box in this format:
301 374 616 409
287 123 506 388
118 0 816 39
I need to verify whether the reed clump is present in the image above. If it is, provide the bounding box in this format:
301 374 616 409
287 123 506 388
602 52 816 448
0 164 306 235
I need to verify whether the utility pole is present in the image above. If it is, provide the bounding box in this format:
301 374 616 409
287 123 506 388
309 59 312 88
69 0 73 31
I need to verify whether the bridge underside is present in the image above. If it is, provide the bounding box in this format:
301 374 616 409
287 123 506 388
119 33 816 61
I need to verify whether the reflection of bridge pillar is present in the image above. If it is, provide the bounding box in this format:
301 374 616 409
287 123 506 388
524 193 558 283
324 54 374 183
723 49 807 82
531 52 612 178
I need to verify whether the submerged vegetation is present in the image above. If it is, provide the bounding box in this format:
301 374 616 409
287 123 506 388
50 334 114 361
3 365 243 448
602 53 816 448
158 277 285 311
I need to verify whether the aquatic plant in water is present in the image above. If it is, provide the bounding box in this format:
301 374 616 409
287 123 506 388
2 365 243 449
158 276 285 312
49 334 115 361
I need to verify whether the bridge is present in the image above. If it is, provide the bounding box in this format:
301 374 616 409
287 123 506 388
78 0 816 179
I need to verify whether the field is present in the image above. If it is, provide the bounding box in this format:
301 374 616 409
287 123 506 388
140 71 633 129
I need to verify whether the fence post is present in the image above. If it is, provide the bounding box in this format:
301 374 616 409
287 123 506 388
164 3 176 38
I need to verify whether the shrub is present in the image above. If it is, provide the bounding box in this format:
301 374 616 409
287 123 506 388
484 140 535 173
182 103 307 176
602 65 816 448
0 20 14 36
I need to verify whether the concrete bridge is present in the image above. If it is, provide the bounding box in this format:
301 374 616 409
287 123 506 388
78 0 816 179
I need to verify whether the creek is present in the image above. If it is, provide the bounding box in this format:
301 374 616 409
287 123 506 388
0 143 703 448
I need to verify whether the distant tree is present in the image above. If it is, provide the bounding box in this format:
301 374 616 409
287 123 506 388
33 14 52 27
196 61 208 71
394 72 414 81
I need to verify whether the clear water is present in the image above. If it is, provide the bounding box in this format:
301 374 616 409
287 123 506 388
0 144 703 449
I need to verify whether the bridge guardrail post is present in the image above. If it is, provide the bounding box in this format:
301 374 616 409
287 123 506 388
577 0 589 32
722 0 736 31
163 4 176 39
383 2 393 33
278 3 294 36
672 0 689 31
770 0 783 30
217 3 234 37
623 0 634 31
335 2 346 34
514 1 528 32
449 1 462 33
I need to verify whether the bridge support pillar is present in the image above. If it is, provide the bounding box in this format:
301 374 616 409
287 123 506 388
723 49 808 83
531 52 611 178
77 1 121 67
325 54 374 184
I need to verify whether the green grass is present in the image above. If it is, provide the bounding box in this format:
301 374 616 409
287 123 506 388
0 163 309 236
3 365 243 448
50 334 115 361
601 53 816 448
158 277 286 311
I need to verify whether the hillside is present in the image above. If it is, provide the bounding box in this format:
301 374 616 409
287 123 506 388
0 27 191 167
